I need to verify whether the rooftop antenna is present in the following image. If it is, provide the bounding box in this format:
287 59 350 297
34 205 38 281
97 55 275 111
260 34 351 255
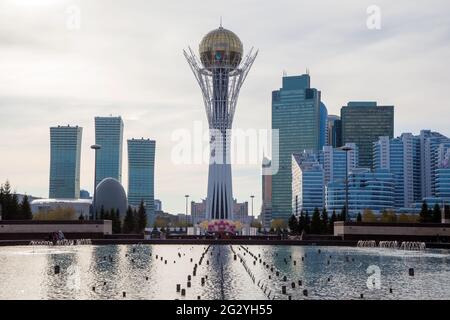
282 70 287 77
220 16 223 28
306 68 310 75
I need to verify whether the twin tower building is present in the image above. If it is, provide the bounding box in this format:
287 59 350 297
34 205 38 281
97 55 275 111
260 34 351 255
48 117 156 219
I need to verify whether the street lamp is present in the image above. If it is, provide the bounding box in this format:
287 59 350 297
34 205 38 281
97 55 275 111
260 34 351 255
250 195 255 222
185 194 189 231
91 144 101 220
340 145 353 220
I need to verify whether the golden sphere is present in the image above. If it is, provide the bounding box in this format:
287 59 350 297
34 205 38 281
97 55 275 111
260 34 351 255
199 27 243 69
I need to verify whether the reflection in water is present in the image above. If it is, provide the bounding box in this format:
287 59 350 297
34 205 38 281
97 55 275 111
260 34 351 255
0 245 449 300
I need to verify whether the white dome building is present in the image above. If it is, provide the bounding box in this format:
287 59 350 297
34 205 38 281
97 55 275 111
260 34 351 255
94 178 127 218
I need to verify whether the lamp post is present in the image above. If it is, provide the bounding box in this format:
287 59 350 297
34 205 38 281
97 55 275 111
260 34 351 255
341 145 353 220
185 194 189 232
250 195 255 224
90 144 101 220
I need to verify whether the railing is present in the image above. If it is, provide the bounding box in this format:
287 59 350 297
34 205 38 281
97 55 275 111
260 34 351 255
29 239 92 246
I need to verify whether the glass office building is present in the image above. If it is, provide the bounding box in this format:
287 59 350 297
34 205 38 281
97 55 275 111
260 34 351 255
420 130 450 198
326 168 395 217
373 135 414 209
292 152 324 214
436 144 450 200
95 116 124 187
327 115 342 148
341 101 394 168
319 102 328 151
319 143 358 186
271 74 324 220
49 125 82 199
127 138 156 224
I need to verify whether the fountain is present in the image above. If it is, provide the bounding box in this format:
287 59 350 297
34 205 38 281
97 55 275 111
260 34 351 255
379 241 398 249
357 240 376 248
399 241 426 251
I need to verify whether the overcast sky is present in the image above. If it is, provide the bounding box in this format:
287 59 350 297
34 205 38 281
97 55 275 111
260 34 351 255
1 0 449 214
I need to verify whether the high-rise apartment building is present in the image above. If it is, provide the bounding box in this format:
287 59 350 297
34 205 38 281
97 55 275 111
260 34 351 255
49 125 82 199
127 138 156 224
94 116 124 187
292 151 324 214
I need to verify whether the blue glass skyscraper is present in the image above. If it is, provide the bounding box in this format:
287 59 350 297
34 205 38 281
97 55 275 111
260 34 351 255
373 136 412 209
341 101 394 168
127 138 156 224
319 143 358 186
292 152 324 214
326 168 395 217
95 116 124 187
436 144 450 201
49 125 82 199
319 102 328 150
271 74 324 220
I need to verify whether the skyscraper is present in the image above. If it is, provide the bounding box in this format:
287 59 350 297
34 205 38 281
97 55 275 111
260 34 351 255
184 25 257 221
292 152 324 215
326 115 342 148
341 101 394 168
326 168 395 217
271 74 324 220
49 125 82 199
419 130 450 198
319 102 328 150
319 143 358 186
94 116 124 187
373 135 415 209
436 144 450 201
127 138 156 224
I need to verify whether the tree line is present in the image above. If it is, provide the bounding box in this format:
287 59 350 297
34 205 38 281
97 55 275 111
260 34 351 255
287 207 348 235
93 200 147 234
419 201 446 223
0 180 32 220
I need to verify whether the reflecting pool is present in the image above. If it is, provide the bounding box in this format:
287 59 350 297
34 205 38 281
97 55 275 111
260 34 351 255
0 244 449 300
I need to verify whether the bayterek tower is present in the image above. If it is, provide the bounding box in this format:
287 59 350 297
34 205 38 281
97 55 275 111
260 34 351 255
184 25 257 221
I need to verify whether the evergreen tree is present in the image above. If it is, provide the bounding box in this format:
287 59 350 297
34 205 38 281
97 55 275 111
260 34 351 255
419 200 429 223
311 208 322 234
136 201 147 233
340 206 347 222
304 211 311 234
123 206 136 234
445 205 450 220
298 210 305 234
329 210 337 233
99 206 105 219
288 214 298 234
112 210 122 234
10 193 20 220
321 208 328 234
432 204 441 223
0 181 12 220
78 213 85 220
20 195 32 220
357 212 362 222
105 209 112 221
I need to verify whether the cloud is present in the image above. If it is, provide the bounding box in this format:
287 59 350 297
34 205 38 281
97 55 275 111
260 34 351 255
1 0 450 214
